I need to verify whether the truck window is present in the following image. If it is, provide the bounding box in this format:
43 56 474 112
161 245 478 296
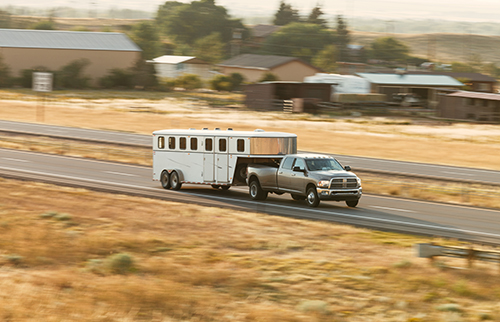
205 138 213 151
237 139 245 152
180 137 187 150
219 139 227 152
158 136 165 149
168 137 176 149
191 137 198 150
281 157 294 170
293 158 306 171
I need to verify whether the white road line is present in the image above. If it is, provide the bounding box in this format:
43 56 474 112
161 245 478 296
1 165 500 239
104 171 137 177
2 158 30 163
442 171 473 176
370 206 416 213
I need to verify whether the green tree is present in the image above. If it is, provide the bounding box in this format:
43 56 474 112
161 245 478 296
32 20 56 30
258 72 279 82
369 37 409 62
156 1 184 33
158 0 248 45
451 61 474 73
131 21 162 60
334 15 350 62
0 10 11 28
193 32 225 64
312 45 337 73
58 59 91 89
273 1 300 26
307 6 327 28
0 55 12 88
261 23 334 63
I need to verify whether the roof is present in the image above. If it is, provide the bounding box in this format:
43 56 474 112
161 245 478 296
250 24 281 38
219 54 302 70
152 128 297 138
368 70 497 82
357 73 464 86
151 55 208 65
447 91 500 101
0 29 141 51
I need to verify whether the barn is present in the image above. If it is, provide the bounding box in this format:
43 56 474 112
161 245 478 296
0 28 142 85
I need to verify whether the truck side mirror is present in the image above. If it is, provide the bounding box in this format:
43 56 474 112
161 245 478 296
293 166 305 172
344 165 351 171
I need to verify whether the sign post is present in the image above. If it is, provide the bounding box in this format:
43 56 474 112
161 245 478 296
32 72 53 122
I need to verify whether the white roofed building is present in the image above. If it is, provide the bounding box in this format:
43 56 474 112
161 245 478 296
149 55 213 80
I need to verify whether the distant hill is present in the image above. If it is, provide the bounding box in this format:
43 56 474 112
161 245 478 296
351 31 500 65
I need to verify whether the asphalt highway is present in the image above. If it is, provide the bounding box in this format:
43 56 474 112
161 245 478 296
1 120 500 185
1 148 500 245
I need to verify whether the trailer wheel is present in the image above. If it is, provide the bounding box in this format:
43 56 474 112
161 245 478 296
249 179 267 201
346 199 359 207
306 187 320 207
160 171 171 189
291 194 305 201
170 171 182 191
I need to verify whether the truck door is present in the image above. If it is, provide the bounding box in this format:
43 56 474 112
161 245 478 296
203 137 215 182
290 157 308 194
216 137 229 183
277 156 295 191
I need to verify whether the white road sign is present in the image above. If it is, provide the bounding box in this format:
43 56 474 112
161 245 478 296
32 72 53 92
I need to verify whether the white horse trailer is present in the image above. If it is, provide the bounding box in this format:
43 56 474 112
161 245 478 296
152 128 297 190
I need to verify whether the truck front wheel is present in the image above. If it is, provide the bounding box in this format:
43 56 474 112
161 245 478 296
249 179 268 201
346 199 359 207
306 187 320 207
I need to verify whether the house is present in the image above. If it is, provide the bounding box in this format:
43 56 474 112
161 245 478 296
357 73 464 107
438 91 500 122
247 24 281 48
149 55 212 80
218 54 322 83
0 28 141 85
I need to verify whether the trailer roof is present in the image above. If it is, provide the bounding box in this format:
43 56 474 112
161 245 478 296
152 129 297 138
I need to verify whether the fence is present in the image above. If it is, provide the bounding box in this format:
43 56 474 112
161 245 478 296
417 243 500 269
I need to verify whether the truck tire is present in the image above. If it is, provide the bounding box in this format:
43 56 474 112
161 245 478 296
170 171 182 191
291 194 305 201
346 199 359 207
160 171 171 189
235 164 247 182
249 179 268 201
306 187 320 207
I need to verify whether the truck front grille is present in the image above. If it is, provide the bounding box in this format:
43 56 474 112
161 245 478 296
330 178 358 189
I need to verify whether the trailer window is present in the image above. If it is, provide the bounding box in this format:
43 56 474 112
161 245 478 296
168 137 176 149
191 137 198 150
205 138 213 151
219 139 227 152
180 137 187 150
158 136 165 149
237 139 245 152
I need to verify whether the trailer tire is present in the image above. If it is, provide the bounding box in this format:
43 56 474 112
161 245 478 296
170 171 182 191
306 187 320 207
249 179 267 201
160 171 171 189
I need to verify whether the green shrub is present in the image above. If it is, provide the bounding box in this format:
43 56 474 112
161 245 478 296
107 253 134 274
258 72 279 83
175 74 202 90
58 59 91 89
210 73 245 92
99 68 135 89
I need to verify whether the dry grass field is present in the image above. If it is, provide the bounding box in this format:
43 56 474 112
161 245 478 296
2 93 500 321
2 177 500 322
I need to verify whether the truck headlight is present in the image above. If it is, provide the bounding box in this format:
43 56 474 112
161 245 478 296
357 177 362 186
317 180 330 188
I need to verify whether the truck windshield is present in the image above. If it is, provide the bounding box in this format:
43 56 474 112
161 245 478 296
306 159 344 171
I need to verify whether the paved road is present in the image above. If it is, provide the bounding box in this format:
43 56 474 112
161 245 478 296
1 148 500 245
2 120 500 185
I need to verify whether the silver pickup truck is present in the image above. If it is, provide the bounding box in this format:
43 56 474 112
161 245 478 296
246 154 362 207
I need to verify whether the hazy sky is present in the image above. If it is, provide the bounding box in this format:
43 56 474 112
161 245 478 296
5 0 500 23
